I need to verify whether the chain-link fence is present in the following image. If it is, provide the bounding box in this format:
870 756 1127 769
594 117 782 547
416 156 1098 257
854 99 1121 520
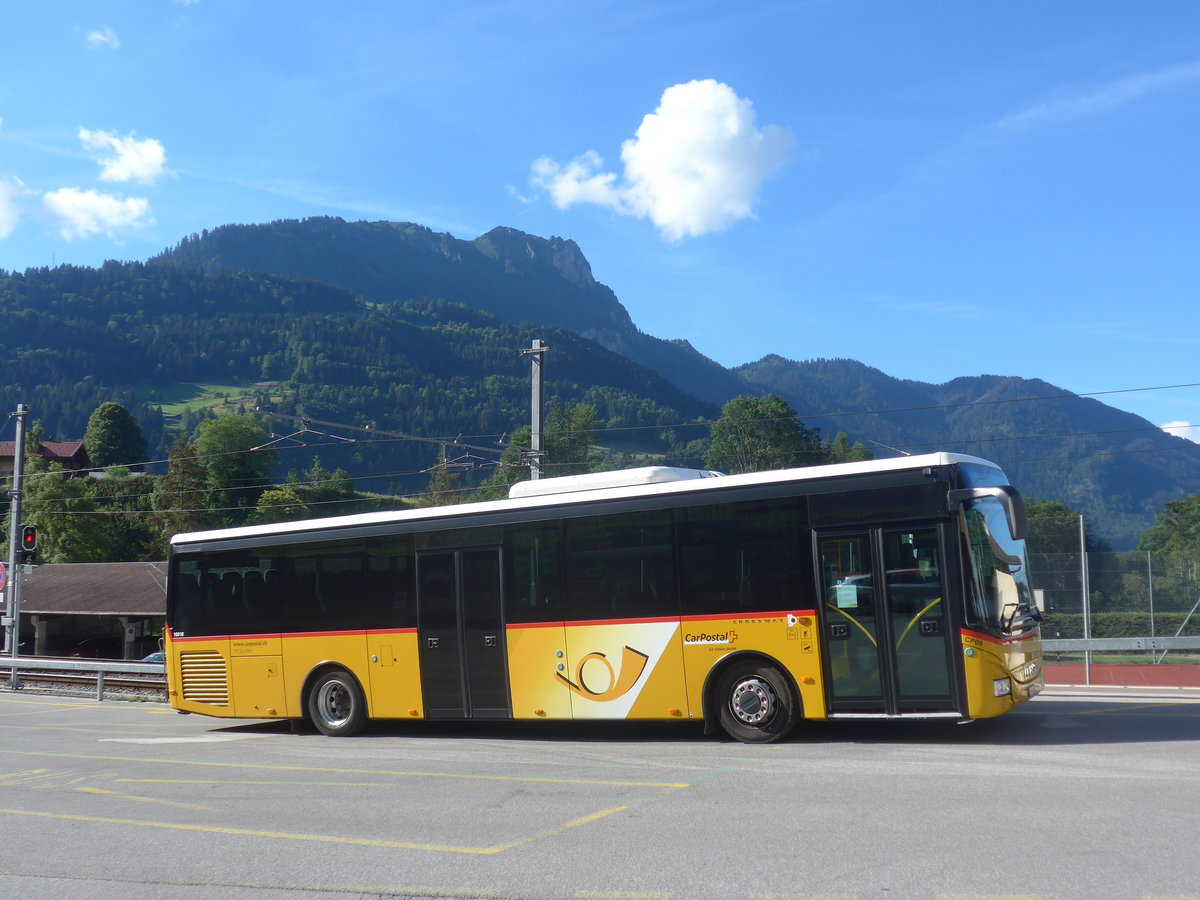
1027 516 1200 678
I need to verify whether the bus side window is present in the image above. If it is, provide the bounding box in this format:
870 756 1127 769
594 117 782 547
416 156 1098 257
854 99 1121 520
504 520 563 624
564 510 676 621
171 564 203 634
678 497 811 616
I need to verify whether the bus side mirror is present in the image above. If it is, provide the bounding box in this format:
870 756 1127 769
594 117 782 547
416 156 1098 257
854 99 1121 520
948 486 1027 542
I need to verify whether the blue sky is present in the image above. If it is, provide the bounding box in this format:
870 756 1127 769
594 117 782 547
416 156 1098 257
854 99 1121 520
3 2 1199 438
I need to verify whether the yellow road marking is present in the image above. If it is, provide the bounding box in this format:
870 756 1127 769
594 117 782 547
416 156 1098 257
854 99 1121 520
0 770 61 786
75 786 217 812
577 892 672 899
489 805 627 853
0 696 100 707
0 748 688 788
0 698 173 716
0 705 98 717
0 804 627 855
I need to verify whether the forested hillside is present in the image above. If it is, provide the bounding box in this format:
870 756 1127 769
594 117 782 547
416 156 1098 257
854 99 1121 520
6 216 1200 547
0 261 716 488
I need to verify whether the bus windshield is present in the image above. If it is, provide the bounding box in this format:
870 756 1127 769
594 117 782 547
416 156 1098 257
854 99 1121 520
960 496 1038 635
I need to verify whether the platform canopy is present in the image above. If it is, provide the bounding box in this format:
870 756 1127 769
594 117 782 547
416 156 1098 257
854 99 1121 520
18 562 166 616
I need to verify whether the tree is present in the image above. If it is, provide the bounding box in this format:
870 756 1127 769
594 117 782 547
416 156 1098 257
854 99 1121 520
471 425 534 502
193 415 278 524
1136 493 1200 614
148 435 216 554
704 395 823 474
11 465 116 562
84 402 147 469
823 432 872 464
1025 499 1110 554
250 485 311 524
471 402 600 501
543 402 598 478
23 420 47 473
418 454 466 508
1138 493 1200 556
88 468 158 561
298 456 356 509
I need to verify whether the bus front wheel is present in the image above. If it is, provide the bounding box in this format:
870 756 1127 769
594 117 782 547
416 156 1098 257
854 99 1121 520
307 670 367 737
717 663 797 743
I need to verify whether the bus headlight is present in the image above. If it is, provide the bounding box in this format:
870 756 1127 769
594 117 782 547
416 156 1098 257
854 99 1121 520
993 677 1013 698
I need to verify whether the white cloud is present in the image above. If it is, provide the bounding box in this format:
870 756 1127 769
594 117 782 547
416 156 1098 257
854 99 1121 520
532 151 625 210
531 79 792 241
87 26 121 49
78 128 170 184
0 177 25 239
42 188 153 240
1163 421 1200 444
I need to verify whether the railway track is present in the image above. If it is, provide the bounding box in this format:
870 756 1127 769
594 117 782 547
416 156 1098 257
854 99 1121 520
5 668 167 699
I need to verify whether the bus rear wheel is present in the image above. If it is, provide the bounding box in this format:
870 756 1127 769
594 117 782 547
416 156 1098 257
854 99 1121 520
307 670 366 737
717 663 797 743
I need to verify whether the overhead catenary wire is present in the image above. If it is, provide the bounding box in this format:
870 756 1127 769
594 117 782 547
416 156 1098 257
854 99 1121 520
7 379 1200 520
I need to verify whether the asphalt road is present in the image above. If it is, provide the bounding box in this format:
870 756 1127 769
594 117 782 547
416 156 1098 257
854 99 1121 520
1 687 1198 900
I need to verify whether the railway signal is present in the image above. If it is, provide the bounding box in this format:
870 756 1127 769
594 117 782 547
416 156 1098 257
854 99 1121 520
20 525 37 564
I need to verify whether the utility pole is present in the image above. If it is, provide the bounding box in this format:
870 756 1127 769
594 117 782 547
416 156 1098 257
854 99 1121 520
521 340 547 479
4 403 27 686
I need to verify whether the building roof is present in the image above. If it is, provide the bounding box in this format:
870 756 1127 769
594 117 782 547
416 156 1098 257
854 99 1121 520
18 562 166 616
0 441 91 468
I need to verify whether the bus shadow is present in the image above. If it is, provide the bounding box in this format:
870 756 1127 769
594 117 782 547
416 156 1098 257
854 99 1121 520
207 698 1200 747
213 717 710 742
790 699 1200 747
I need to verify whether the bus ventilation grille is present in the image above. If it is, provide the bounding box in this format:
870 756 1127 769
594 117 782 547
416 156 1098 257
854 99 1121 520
179 649 230 706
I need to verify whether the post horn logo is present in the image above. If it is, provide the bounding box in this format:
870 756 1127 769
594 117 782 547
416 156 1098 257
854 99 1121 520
556 645 650 701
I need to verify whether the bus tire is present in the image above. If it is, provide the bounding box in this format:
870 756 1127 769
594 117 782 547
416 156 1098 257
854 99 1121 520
716 662 798 743
307 669 367 737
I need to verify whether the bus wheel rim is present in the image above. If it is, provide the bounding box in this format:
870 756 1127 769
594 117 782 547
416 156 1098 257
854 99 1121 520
318 682 351 726
730 676 775 726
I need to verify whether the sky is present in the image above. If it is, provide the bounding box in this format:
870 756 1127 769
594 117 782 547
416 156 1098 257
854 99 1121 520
2 1 1199 440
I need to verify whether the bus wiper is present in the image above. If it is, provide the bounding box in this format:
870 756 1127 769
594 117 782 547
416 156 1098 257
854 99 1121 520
1002 603 1041 635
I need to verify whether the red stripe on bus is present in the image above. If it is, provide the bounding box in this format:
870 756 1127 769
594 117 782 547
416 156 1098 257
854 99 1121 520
502 611 820 631
961 628 1039 647
507 615 683 629
171 629 373 642
680 609 817 623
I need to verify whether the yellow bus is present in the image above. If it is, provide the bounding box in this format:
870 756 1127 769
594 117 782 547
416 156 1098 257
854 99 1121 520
165 452 1043 742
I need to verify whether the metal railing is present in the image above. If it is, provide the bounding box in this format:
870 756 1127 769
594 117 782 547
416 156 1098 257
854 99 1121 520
1042 637 1200 652
4 657 165 701
1041 636 1200 685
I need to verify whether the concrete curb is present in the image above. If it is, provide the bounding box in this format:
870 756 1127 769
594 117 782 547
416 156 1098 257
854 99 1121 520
1039 683 1200 701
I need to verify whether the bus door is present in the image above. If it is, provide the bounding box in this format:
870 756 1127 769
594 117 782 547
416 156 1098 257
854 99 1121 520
816 526 956 715
416 547 511 719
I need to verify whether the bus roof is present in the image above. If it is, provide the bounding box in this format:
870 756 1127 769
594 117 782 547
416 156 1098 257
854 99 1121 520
169 451 1002 549
508 465 724 498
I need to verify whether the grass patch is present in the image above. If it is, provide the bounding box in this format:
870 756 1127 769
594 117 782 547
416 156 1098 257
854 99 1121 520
151 382 287 416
